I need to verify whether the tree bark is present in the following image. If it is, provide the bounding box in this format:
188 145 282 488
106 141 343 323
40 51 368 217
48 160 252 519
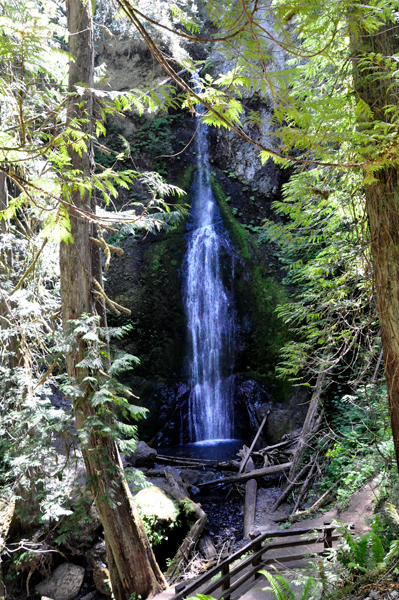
60 1 166 598
0 172 19 372
289 371 325 479
351 9 399 471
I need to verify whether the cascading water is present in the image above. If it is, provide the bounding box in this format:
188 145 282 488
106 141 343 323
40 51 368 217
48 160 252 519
185 77 235 442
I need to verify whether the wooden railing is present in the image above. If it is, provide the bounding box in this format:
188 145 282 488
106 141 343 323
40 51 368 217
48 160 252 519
171 521 345 600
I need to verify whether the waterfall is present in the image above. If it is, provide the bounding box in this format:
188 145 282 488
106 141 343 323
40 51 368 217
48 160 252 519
185 78 235 442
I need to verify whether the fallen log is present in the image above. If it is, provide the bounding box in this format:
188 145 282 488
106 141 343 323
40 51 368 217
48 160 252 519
164 469 207 581
243 458 257 540
289 371 326 480
198 533 217 560
271 461 312 512
197 462 292 488
272 480 340 523
291 458 317 515
157 455 218 466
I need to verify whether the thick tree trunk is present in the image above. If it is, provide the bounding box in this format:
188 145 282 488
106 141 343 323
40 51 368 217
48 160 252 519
59 1 166 598
351 10 399 471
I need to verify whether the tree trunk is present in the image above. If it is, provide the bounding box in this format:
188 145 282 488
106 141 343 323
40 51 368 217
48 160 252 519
0 172 19 372
351 9 399 471
60 1 166 598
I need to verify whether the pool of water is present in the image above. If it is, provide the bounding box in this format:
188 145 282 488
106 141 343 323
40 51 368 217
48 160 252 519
158 439 243 462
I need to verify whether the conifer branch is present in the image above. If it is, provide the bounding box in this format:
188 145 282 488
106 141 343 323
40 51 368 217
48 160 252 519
90 229 123 272
92 278 131 316
11 239 47 295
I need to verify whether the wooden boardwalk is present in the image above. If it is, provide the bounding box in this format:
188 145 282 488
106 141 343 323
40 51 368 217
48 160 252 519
158 522 344 600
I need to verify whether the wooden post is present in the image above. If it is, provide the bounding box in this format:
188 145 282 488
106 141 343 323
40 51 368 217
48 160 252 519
323 521 333 550
221 563 231 600
243 458 257 540
252 536 263 579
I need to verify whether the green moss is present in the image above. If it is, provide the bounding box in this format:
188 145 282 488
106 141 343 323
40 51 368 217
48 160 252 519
135 486 181 546
211 175 251 260
178 163 196 195
211 174 292 401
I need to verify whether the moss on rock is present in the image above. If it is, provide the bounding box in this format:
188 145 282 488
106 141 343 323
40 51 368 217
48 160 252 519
211 173 292 402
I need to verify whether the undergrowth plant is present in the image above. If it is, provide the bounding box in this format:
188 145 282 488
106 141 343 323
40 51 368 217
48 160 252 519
317 384 394 509
260 568 318 600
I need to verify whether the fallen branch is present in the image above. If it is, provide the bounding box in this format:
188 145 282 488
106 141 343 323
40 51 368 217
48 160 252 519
291 458 317 515
90 228 123 272
289 371 326 480
271 461 312 512
273 479 340 523
92 278 131 316
293 480 340 517
255 436 299 455
197 462 292 488
239 410 270 475
11 239 47 294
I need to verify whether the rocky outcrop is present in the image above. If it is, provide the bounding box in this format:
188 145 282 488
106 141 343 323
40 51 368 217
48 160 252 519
97 21 308 448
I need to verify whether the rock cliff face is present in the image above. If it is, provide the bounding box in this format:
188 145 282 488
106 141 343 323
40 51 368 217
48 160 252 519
98 33 309 447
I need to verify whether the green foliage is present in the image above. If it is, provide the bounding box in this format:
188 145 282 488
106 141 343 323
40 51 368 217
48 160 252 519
261 166 376 384
138 512 181 547
95 114 184 177
331 518 399 577
318 384 393 507
259 568 317 600
60 314 146 456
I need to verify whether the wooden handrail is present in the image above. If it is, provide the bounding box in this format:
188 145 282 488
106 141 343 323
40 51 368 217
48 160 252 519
171 521 346 600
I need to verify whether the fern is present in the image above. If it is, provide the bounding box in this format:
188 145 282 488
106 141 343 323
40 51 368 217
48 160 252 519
259 569 291 600
371 534 385 567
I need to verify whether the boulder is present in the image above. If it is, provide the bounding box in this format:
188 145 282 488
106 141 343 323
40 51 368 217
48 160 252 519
127 441 157 468
135 485 180 546
36 563 85 600
179 469 202 486
135 486 179 524
80 594 97 600
93 564 112 597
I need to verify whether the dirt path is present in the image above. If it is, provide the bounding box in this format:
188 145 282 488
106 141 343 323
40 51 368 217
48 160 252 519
236 479 379 600
254 477 378 535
